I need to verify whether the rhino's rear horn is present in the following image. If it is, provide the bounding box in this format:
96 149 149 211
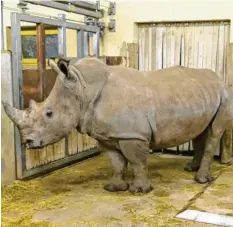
48 59 61 75
29 99 38 110
2 101 25 126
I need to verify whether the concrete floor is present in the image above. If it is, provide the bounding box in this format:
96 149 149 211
2 152 233 227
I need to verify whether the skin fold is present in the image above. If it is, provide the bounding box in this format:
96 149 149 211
3 57 233 194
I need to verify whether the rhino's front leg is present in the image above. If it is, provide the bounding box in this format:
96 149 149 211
119 140 153 194
99 143 129 192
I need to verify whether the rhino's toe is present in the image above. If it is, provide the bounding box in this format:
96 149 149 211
184 162 200 172
104 182 128 192
195 174 214 184
129 182 154 194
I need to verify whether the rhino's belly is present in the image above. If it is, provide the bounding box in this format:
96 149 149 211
152 102 220 149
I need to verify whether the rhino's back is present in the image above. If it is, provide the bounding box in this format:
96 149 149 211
92 65 225 147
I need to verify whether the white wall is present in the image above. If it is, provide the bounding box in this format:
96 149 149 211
103 0 233 55
3 0 233 56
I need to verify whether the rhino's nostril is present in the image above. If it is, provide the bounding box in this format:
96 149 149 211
25 139 34 149
40 140 43 146
26 139 33 144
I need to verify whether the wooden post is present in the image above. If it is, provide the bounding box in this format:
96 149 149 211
105 56 126 66
127 43 139 69
221 43 233 164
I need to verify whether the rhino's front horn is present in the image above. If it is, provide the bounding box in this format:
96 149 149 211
2 101 25 126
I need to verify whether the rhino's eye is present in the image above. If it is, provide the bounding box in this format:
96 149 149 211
46 110 53 118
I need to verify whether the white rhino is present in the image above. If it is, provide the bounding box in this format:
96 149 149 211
3 57 233 193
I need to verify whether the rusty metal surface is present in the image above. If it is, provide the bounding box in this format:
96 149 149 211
22 24 55 109
22 68 57 108
37 24 46 101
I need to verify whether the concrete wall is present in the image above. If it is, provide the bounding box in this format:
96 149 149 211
103 0 233 56
1 51 16 185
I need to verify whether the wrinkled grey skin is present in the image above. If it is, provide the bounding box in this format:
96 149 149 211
3 57 233 194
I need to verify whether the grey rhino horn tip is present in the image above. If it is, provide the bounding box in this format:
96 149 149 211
2 100 7 107
2 101 10 112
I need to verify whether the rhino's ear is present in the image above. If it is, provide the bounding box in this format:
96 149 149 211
57 58 70 76
71 58 108 102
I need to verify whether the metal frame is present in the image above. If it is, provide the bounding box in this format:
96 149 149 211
108 2 116 16
1 0 4 50
22 149 101 180
11 12 100 179
57 14 67 57
20 0 103 19
56 1 99 11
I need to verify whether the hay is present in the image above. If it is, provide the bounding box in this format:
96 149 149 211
2 153 228 227
2 215 58 227
1 180 66 227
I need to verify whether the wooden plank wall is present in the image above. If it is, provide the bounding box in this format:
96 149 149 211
137 21 230 154
1 51 16 185
68 130 97 155
127 43 139 69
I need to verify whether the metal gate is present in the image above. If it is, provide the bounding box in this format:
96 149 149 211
137 20 230 153
11 12 100 179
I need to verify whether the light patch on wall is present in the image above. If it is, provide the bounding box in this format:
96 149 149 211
1 158 6 173
176 210 233 227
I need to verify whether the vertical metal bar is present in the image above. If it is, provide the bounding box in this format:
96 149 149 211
84 31 89 57
93 31 100 58
57 14 69 156
1 0 4 50
96 0 100 11
36 24 46 101
11 13 23 110
11 12 25 179
77 29 89 59
77 29 84 59
58 14 67 57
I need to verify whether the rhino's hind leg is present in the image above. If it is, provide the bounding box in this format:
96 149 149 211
184 130 207 172
102 145 129 192
119 140 153 194
195 93 233 184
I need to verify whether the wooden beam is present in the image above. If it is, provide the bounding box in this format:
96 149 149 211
221 43 233 164
127 43 139 69
105 56 126 66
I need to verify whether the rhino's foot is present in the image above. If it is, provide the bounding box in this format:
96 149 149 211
129 181 154 194
104 181 129 192
184 162 200 172
195 174 214 184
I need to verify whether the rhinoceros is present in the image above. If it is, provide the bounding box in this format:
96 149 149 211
2 57 233 193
